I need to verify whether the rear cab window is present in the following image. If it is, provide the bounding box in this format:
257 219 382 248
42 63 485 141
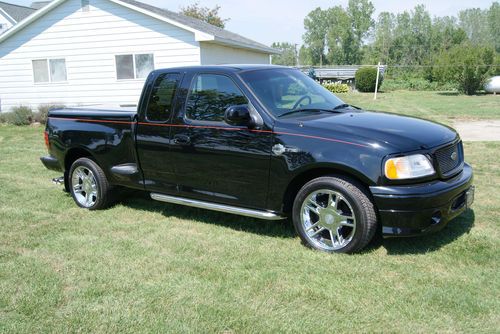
145 73 181 122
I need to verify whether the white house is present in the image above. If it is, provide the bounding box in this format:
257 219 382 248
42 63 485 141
0 1 35 34
0 0 277 111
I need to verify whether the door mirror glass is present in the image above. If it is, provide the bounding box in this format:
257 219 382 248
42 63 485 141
224 105 252 126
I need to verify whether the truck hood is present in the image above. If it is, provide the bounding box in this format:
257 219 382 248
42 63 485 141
281 110 458 152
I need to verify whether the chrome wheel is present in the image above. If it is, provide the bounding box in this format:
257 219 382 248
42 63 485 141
300 189 356 251
71 166 98 208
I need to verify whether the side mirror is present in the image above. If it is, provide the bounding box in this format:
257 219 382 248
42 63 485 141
224 105 252 127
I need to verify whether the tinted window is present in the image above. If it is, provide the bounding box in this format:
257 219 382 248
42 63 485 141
240 69 345 117
186 74 248 122
146 73 180 122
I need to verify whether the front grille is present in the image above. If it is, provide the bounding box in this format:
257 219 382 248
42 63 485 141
434 141 463 176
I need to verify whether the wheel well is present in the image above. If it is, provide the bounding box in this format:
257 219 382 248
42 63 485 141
282 168 371 214
64 148 93 172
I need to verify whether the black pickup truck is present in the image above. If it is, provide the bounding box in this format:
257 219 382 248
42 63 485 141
41 65 474 253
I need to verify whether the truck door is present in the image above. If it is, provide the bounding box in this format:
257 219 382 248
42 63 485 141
169 72 272 209
136 72 181 194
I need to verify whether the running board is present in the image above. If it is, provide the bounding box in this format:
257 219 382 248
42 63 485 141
150 193 286 220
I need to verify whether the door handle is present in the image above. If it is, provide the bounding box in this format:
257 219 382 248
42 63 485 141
173 134 191 145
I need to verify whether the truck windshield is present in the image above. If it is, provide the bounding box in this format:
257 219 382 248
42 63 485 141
240 68 346 118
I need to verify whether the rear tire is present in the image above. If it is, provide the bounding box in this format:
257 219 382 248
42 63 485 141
69 158 113 210
292 176 377 254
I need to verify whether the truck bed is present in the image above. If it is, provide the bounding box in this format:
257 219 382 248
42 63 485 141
46 106 142 189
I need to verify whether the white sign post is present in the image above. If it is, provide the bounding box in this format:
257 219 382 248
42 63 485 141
374 62 381 100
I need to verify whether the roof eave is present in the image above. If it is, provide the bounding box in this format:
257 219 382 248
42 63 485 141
0 7 17 24
0 0 65 43
209 37 280 54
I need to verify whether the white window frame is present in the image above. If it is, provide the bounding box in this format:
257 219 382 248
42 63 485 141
114 53 155 81
31 58 68 85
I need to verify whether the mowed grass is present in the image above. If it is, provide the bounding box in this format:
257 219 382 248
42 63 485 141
338 90 500 124
1 94 499 332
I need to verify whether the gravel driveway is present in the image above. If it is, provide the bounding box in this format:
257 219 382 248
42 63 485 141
453 120 500 141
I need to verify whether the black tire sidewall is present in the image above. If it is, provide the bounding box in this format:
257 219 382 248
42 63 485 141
292 177 374 254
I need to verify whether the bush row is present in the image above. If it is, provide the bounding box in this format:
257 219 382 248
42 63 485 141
0 104 65 126
322 81 349 93
380 78 457 92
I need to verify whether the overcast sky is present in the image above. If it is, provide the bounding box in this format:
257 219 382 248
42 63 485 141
13 0 496 45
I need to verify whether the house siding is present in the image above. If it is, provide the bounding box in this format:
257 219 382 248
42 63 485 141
0 0 201 110
200 42 270 65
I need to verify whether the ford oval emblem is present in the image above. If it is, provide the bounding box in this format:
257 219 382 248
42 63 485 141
450 151 458 161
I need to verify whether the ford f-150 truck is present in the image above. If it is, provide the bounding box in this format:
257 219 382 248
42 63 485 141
41 65 474 253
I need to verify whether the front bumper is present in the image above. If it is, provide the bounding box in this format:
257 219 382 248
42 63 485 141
370 163 474 237
40 155 62 172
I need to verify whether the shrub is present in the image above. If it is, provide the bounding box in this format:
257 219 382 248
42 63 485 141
355 67 383 92
381 78 457 91
322 81 349 93
432 43 495 95
35 103 66 124
1 106 33 126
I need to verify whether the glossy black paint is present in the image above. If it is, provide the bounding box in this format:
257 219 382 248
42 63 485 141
42 65 473 236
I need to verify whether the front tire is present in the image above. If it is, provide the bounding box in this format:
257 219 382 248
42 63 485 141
292 176 377 254
69 158 113 210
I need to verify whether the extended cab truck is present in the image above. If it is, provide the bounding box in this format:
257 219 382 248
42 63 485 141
41 65 474 253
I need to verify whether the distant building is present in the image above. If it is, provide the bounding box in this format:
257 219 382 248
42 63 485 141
0 1 35 34
0 0 277 111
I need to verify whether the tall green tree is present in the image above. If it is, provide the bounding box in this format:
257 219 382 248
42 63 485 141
303 8 330 66
487 2 500 52
271 42 297 66
302 0 374 65
347 0 375 43
367 12 395 63
180 2 229 28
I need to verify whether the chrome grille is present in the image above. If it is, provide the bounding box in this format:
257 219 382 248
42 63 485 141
434 141 463 176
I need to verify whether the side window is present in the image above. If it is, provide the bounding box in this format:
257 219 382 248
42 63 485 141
186 74 248 122
146 73 180 122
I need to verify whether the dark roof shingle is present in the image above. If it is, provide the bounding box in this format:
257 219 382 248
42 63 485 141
0 1 36 22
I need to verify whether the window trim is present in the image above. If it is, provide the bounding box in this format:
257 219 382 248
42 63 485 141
144 72 182 124
32 58 68 85
184 72 250 125
114 53 155 81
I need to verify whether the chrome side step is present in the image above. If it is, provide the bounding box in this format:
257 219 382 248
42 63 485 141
150 193 286 221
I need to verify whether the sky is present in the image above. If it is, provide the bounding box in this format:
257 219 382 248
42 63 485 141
13 0 496 46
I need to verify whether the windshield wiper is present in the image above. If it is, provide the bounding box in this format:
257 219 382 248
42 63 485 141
278 108 328 118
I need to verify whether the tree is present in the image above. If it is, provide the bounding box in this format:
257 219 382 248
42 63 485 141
302 1 375 65
487 2 500 52
433 43 495 95
367 12 395 63
303 8 330 66
180 2 228 28
271 42 297 66
347 0 375 43
458 8 492 47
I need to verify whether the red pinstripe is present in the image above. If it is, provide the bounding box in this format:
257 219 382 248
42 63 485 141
48 116 370 148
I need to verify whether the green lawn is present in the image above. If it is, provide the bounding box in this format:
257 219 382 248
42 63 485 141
338 90 500 124
1 93 499 332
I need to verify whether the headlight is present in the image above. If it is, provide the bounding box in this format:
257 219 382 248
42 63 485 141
384 154 435 180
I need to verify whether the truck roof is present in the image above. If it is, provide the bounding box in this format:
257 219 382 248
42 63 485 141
152 64 291 74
